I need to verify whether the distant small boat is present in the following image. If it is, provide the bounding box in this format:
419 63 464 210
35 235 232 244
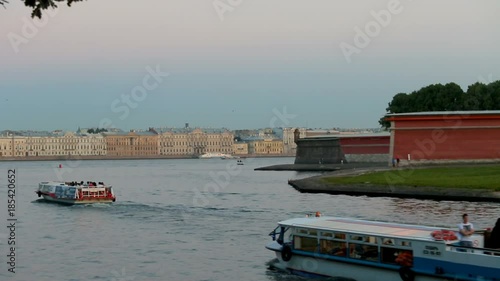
36 181 116 205
237 159 244 165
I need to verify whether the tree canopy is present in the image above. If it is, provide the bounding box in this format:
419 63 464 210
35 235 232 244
1 0 84 18
379 80 500 129
87 128 108 134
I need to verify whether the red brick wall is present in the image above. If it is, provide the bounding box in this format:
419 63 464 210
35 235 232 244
390 114 500 160
340 136 390 154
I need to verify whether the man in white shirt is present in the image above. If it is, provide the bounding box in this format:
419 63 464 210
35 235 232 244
458 213 474 247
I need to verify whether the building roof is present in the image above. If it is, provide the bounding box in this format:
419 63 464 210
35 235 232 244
102 131 157 136
304 132 390 139
240 136 281 141
153 127 231 134
386 110 500 117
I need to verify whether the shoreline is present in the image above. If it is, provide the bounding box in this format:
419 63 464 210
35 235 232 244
286 166 500 202
0 154 293 162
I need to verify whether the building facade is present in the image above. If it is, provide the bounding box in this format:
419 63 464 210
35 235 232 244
386 111 500 165
156 128 234 157
0 131 107 157
0 135 24 157
282 128 307 156
232 142 248 155
247 138 284 155
104 130 158 157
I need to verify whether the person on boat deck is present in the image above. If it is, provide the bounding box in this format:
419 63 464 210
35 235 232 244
489 218 500 249
458 213 475 247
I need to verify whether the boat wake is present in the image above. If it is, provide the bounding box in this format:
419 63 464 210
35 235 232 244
265 259 357 281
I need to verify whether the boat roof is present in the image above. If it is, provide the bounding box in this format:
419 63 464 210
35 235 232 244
279 216 453 241
40 181 111 187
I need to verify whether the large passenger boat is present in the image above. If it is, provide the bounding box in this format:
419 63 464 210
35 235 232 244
266 215 500 281
36 181 116 205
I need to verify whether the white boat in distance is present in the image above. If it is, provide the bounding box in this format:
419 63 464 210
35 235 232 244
198 152 238 159
266 215 499 281
36 181 116 205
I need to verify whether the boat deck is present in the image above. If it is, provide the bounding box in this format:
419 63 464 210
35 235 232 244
279 216 452 241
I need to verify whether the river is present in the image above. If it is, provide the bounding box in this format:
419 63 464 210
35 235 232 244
0 157 498 281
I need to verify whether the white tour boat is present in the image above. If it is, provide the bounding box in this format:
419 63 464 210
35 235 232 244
266 214 500 281
36 181 116 205
199 152 226 159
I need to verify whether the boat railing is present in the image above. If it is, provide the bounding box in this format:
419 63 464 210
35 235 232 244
447 243 500 256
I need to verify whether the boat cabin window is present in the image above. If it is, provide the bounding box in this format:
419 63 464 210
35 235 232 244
321 232 333 238
319 231 346 241
398 240 412 247
382 238 395 245
334 233 346 240
296 228 309 235
349 243 379 262
349 235 377 244
294 236 318 253
320 239 347 257
350 235 364 241
381 248 413 267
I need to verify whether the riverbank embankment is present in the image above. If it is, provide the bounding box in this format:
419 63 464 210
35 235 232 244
286 165 500 202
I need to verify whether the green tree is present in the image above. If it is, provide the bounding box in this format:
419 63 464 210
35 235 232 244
487 80 500 109
380 80 500 129
379 83 458 129
1 0 85 18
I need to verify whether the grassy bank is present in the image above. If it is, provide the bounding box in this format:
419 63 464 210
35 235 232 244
321 165 500 191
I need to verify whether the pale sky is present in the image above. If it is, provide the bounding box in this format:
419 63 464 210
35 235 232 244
1 0 499 131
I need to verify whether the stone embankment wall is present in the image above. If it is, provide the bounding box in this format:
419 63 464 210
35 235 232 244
294 138 344 164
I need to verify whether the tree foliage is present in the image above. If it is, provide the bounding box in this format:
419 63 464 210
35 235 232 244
379 80 500 129
1 0 85 18
87 128 107 134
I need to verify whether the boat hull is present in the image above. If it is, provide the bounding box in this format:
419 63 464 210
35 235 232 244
269 248 447 281
40 195 115 205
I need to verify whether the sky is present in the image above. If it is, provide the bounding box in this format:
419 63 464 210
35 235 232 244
1 0 499 131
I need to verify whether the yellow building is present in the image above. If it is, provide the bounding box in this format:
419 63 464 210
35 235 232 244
157 128 234 157
0 134 25 157
247 138 284 155
104 130 159 157
232 142 248 155
19 131 107 157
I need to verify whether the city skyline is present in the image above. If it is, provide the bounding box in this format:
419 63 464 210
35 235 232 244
1 0 499 131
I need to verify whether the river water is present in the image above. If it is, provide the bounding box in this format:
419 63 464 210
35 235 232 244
0 157 498 281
